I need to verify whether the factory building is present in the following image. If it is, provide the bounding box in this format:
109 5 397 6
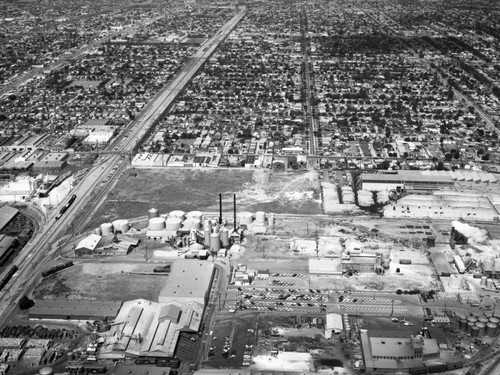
0 175 37 202
361 171 455 192
28 300 123 321
33 152 68 172
158 260 215 308
76 120 118 144
0 235 17 266
342 253 381 273
0 205 18 231
75 233 139 257
360 330 440 372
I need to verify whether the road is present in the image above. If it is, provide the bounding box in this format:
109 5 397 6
0 7 247 326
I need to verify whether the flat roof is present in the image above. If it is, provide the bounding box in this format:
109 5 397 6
29 300 122 319
0 235 16 260
159 260 215 302
0 205 18 230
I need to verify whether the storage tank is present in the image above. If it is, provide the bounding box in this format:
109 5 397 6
149 217 165 231
183 218 201 230
187 211 204 220
148 208 159 219
471 325 479 337
255 211 266 224
210 232 221 252
478 317 489 324
169 210 186 221
382 258 391 269
100 223 114 235
481 276 488 287
190 243 204 251
239 212 253 226
476 322 486 337
39 367 54 375
221 227 230 247
486 322 498 336
467 316 478 324
204 221 211 246
489 316 500 324
487 278 494 289
94 227 102 235
459 319 467 330
467 321 475 334
112 219 129 233
165 218 182 231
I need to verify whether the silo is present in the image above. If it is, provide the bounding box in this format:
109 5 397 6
467 321 475 334
478 317 489 324
467 316 478 324
481 276 488 287
148 208 159 219
255 211 266 224
210 232 221 252
459 319 467 330
94 227 102 235
487 278 494 289
112 219 129 233
489 316 500 324
486 322 498 336
165 218 182 231
39 367 54 375
471 325 479 337
221 227 230 247
149 217 165 231
476 322 486 337
203 221 211 246
239 212 253 226
187 211 204 221
169 210 186 221
183 218 201 230
100 223 114 235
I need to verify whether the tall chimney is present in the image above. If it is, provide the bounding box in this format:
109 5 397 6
233 193 237 230
219 192 223 225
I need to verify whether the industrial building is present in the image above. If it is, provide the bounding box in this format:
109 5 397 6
0 234 17 266
158 260 215 308
0 175 37 202
33 152 68 172
131 153 170 168
360 329 440 372
75 233 139 257
75 120 118 144
28 300 123 321
361 170 456 192
308 258 343 276
0 205 18 231
325 313 344 339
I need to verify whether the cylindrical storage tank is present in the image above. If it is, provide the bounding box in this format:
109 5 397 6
459 319 467 330
467 321 475 334
165 218 182 231
100 223 114 235
149 217 165 231
487 278 494 289
382 258 390 269
476 322 486 337
187 211 204 221
255 211 266 224
467 316 478 324
486 322 498 336
148 208 159 219
221 227 229 247
169 210 186 221
478 317 489 324
239 212 253 226
210 232 221 252
94 227 102 235
489 317 500 324
183 218 201 230
112 219 129 233
471 325 479 337
481 276 488 287
39 367 54 375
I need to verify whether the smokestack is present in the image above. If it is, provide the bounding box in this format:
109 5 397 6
233 193 237 230
219 192 223 225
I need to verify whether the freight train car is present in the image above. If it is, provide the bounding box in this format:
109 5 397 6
0 265 18 291
55 194 77 220
41 261 74 278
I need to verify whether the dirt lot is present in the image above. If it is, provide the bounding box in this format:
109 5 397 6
85 168 321 230
32 262 166 301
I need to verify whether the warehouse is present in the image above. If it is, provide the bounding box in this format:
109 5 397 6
29 300 123 320
33 152 68 172
0 205 18 231
0 234 17 266
360 329 440 372
361 171 455 192
308 258 343 276
158 260 215 309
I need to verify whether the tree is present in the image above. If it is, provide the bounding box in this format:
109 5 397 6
19 295 34 310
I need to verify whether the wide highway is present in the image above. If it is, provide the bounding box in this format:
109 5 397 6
0 7 247 326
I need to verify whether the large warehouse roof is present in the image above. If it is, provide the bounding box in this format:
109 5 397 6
29 300 123 320
159 260 215 307
0 205 18 231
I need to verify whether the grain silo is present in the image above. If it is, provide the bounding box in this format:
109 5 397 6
112 219 129 233
481 276 488 287
210 232 221 252
203 221 211 246
149 217 165 231
467 321 475 334
221 227 229 247
187 211 204 221
467 316 478 324
165 217 182 231
471 325 479 337
459 318 467 330
476 322 486 337
148 208 159 219
239 212 253 226
169 210 186 221
100 223 114 235
183 218 201 230
486 322 498 336
489 316 500 324
478 317 489 324
255 211 266 224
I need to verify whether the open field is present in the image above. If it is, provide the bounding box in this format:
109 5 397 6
85 168 321 230
32 262 166 301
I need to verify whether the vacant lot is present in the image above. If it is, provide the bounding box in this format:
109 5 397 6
86 168 321 230
32 262 166 301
